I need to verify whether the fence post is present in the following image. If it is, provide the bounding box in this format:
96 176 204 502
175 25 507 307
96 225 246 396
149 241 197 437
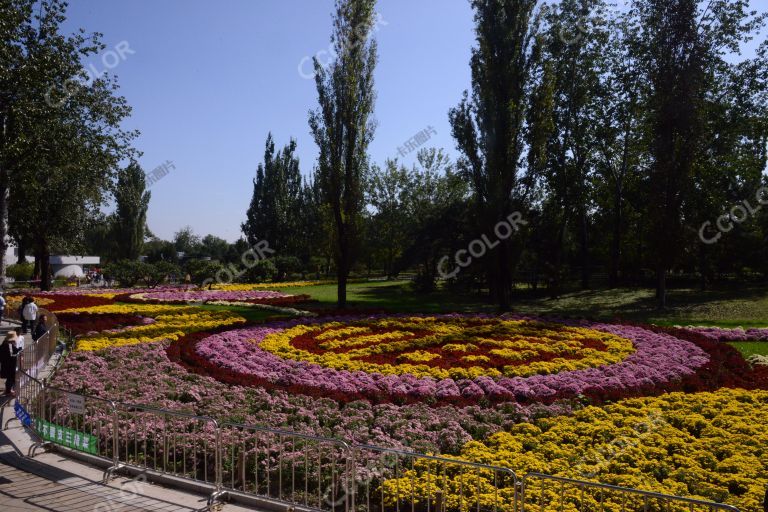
346 446 355 512
214 419 222 495
516 477 525 512
206 419 228 508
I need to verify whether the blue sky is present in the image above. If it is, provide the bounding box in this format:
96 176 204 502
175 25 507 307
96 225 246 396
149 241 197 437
62 0 476 242
62 1 765 242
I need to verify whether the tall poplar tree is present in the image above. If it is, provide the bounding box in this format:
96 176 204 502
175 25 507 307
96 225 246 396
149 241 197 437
449 0 540 310
309 0 378 308
113 161 150 260
242 133 302 255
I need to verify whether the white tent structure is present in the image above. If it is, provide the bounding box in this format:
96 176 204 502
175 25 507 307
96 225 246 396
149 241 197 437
49 256 100 278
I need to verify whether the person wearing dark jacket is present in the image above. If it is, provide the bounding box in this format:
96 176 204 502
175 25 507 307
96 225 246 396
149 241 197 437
1 331 22 396
32 314 48 342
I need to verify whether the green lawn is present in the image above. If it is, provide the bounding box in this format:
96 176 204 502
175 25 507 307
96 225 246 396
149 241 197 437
277 280 768 326
277 280 495 313
728 342 768 357
197 303 287 323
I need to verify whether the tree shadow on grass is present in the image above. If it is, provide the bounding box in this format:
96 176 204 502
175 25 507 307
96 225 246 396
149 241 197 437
336 281 768 325
343 281 495 314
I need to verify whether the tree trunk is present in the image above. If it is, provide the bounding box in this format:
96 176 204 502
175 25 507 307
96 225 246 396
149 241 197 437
337 269 347 309
496 243 511 312
656 264 666 310
40 245 52 291
579 209 589 289
0 169 8 286
337 235 348 309
698 243 707 291
16 238 26 265
551 216 567 299
33 252 40 281
609 185 622 288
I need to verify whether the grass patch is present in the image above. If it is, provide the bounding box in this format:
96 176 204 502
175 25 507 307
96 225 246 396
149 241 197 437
728 342 768 358
196 303 286 324
268 281 768 328
271 280 493 313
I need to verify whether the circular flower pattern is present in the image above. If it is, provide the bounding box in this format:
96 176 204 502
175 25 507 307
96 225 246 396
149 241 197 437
131 289 289 303
189 315 710 405
260 317 635 379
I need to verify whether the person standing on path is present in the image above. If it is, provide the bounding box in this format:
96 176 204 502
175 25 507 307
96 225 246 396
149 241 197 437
17 296 28 325
22 296 38 334
32 314 48 342
0 331 22 396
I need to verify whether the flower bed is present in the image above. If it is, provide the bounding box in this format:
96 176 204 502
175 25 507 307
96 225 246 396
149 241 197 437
42 295 768 511
58 303 247 351
52 340 572 455
179 315 711 405
134 290 287 301
55 312 155 336
211 280 335 291
385 388 768 512
10 293 115 312
123 290 312 306
6 296 55 309
681 326 768 342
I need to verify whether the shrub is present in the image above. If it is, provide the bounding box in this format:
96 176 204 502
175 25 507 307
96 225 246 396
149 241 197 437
242 259 277 283
6 262 34 282
104 260 150 287
142 261 182 288
273 256 302 281
185 259 223 287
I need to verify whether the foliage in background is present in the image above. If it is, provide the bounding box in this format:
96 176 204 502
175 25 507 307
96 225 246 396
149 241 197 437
112 161 151 260
6 262 34 282
4 0 136 290
309 0 379 308
448 0 542 310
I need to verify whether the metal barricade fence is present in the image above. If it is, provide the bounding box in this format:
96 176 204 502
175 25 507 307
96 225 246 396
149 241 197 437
11 306 61 381
218 422 353 511
35 385 117 461
351 445 518 512
112 403 220 492
11 381 747 512
519 474 742 512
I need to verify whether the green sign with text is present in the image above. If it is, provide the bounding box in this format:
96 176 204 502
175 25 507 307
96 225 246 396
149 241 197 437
34 419 98 455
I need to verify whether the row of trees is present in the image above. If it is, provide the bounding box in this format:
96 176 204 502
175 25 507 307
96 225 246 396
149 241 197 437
1 1 183 287
245 0 767 310
0 0 139 289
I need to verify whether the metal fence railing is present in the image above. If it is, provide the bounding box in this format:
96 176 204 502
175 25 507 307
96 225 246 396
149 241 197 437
113 404 220 488
520 474 742 512
350 445 518 512
5 305 67 381
9 370 749 512
32 384 116 459
219 422 353 511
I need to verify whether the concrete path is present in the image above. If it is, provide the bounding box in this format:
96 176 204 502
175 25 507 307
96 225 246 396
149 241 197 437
0 402 256 511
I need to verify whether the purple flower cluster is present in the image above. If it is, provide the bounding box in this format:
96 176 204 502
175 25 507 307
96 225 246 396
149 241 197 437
51 342 572 455
34 285 193 296
137 290 288 302
194 315 710 404
681 326 768 342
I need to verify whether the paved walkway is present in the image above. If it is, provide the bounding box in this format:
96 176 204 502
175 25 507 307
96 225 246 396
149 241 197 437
0 403 255 511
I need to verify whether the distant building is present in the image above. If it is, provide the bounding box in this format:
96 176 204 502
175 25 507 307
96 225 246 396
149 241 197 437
3 245 34 267
2 245 100 279
50 256 100 278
